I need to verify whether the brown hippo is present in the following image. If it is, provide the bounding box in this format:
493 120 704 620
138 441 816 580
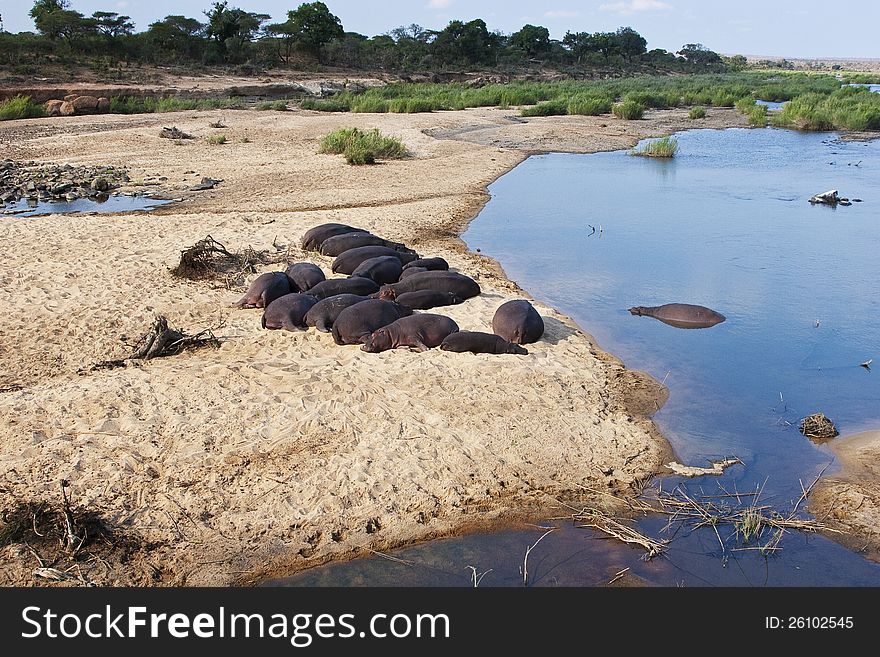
301 223 367 251
440 331 529 355
261 293 318 331
379 270 480 300
402 257 449 271
304 294 370 333
285 262 325 292
332 299 413 345
629 303 726 329
492 300 544 345
399 266 428 280
319 232 414 256
362 314 459 353
349 256 403 285
305 277 380 300
331 246 419 274
232 272 291 309
393 290 464 310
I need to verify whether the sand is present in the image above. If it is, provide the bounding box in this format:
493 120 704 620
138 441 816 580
0 104 748 585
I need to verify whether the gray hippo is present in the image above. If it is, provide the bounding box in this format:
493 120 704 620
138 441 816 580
403 257 449 271
285 262 325 292
378 270 480 300
232 271 291 309
305 277 380 300
320 232 413 256
399 266 427 280
362 314 459 353
440 331 529 355
261 293 318 331
393 290 464 310
629 303 726 329
332 299 413 345
350 256 403 285
304 294 370 333
492 300 544 344
301 223 367 251
331 246 419 274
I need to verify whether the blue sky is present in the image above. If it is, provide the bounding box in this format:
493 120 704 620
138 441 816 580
1 0 878 59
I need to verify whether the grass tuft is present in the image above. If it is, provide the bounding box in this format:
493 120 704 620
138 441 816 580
688 106 707 119
319 127 407 165
0 95 46 121
631 135 678 157
612 100 645 120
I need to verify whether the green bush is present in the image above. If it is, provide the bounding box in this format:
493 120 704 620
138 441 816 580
350 96 389 113
746 105 768 127
631 136 678 157
688 106 707 119
319 127 407 165
612 100 645 120
521 100 568 117
0 95 45 120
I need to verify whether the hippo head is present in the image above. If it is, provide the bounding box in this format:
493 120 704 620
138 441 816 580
507 343 529 355
448 293 464 305
362 327 393 353
377 286 397 300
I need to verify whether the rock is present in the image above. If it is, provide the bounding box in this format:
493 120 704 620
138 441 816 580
71 96 100 114
97 97 110 113
63 94 78 102
91 177 110 192
189 177 222 191
44 100 64 117
809 189 840 205
59 101 75 117
161 127 194 140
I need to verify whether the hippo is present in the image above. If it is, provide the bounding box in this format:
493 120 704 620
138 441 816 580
492 300 544 345
332 299 413 345
440 331 529 355
304 294 370 332
301 223 368 251
403 257 449 271
629 303 726 329
349 256 403 285
232 271 291 309
285 262 325 292
399 266 427 280
331 246 419 274
261 293 318 331
304 277 380 300
319 232 413 256
393 290 464 310
378 271 480 301
362 314 459 353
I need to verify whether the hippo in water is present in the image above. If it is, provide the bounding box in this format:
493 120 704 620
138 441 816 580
491 300 544 345
232 271 291 309
362 314 459 353
629 303 726 329
304 294 370 332
304 277 380 300
331 246 419 274
440 331 529 355
349 255 403 285
379 271 480 300
261 293 318 331
319 232 414 257
285 262 325 292
301 223 368 251
331 299 413 345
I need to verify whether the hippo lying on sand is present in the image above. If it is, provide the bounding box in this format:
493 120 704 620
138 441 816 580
301 223 367 251
305 277 380 300
320 232 413 256
261 293 318 331
440 331 528 355
379 271 480 300
628 303 726 329
233 272 290 309
332 246 419 274
332 299 413 345
304 294 370 332
285 262 325 292
350 255 403 285
362 314 459 353
492 300 544 344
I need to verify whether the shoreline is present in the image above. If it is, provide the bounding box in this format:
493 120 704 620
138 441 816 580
1 105 742 586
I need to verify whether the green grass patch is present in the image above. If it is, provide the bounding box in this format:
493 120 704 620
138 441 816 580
612 100 645 120
299 97 351 112
688 106 707 119
771 86 880 130
257 100 288 111
631 136 678 157
0 95 45 120
109 96 242 114
205 134 227 145
319 127 407 165
746 105 768 127
521 100 569 117
568 94 612 116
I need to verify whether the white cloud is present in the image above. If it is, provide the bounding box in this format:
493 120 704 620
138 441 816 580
599 0 672 15
426 0 454 9
544 10 581 19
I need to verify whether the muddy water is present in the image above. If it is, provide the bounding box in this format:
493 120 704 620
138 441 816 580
270 128 880 587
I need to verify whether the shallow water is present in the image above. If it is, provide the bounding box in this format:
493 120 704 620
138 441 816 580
271 127 880 587
4 194 173 217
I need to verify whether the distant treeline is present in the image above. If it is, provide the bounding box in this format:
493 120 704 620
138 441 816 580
1 0 747 74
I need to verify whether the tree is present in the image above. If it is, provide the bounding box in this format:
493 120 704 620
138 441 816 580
92 12 134 38
266 2 343 63
562 31 591 64
432 19 499 67
29 0 68 39
677 43 722 66
204 1 268 62
147 15 205 61
589 32 619 63
615 26 646 62
508 24 550 60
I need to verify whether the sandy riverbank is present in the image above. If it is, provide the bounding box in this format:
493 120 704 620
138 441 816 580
0 105 748 586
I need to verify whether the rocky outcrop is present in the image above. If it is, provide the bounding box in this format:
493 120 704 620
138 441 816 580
44 95 111 117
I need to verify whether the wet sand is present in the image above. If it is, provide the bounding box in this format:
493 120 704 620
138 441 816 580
0 104 747 585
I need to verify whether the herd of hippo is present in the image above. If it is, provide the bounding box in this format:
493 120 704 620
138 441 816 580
231 222 545 354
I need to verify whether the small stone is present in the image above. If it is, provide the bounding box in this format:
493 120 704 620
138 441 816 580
91 177 110 192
